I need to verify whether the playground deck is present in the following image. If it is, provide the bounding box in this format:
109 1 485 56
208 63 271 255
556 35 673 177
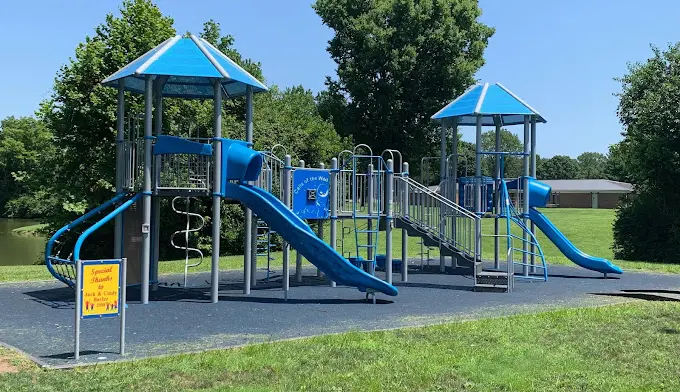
2 262 679 368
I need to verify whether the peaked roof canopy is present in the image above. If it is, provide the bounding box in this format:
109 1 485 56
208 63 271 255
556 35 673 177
102 35 268 99
431 83 546 126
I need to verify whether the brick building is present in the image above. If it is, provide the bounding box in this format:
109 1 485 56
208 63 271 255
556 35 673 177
541 179 634 209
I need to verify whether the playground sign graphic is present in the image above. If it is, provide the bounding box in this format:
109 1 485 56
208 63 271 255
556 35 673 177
80 260 121 319
293 169 331 219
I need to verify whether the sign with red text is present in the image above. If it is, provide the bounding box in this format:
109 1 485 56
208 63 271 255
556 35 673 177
80 260 122 319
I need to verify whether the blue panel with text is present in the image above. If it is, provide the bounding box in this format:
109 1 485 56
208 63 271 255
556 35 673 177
292 169 331 220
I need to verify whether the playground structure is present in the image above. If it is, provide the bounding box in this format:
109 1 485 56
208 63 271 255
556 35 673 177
45 35 623 306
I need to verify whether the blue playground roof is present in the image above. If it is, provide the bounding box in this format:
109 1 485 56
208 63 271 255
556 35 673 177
431 83 546 126
101 35 268 99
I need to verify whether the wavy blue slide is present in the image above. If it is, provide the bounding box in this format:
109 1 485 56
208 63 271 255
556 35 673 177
224 182 398 296
529 207 623 275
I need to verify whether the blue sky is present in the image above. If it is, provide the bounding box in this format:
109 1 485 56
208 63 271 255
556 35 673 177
0 0 677 157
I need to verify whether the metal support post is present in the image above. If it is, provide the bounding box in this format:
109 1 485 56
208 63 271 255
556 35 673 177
141 75 152 304
211 79 223 303
120 258 127 355
439 119 447 273
329 158 338 287
250 209 258 288
151 79 163 289
367 163 375 276
385 159 394 284
243 86 253 294
296 160 305 283
475 115 482 215
282 155 292 298
114 80 124 260
494 118 501 270
401 162 409 282
522 115 530 276
530 116 537 273
450 117 458 245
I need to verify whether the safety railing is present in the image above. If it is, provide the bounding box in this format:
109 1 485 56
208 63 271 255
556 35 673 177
122 139 142 191
157 138 212 192
257 151 285 200
394 176 480 261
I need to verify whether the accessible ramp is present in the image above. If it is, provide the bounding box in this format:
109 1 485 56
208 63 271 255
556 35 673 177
527 179 623 275
224 182 398 296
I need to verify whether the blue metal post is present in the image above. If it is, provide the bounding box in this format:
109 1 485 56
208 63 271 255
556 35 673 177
522 115 530 276
401 162 409 282
151 78 164 289
141 75 152 305
494 117 501 270
329 158 338 288
385 159 393 284
296 159 305 283
114 79 124 260
439 119 447 273
475 115 482 214
450 119 458 263
530 116 537 273
243 86 253 294
211 79 223 303
282 155 292 298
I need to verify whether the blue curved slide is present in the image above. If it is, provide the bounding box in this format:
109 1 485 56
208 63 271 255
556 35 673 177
529 207 623 274
224 182 398 296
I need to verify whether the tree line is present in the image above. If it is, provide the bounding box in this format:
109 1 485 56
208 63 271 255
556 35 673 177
0 0 665 264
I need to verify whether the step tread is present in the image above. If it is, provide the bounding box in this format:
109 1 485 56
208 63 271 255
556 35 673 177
474 283 509 288
477 271 509 277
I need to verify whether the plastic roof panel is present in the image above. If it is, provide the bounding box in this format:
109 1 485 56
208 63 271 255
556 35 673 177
101 35 268 99
479 84 534 115
143 39 220 78
432 82 546 125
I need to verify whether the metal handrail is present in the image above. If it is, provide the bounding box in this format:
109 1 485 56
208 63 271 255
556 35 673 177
394 176 480 260
397 177 478 220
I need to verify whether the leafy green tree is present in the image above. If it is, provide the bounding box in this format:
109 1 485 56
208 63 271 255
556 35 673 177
612 44 680 262
604 142 630 183
314 0 494 164
0 116 57 218
576 152 607 179
537 155 579 180
480 129 523 178
37 1 348 258
254 86 350 166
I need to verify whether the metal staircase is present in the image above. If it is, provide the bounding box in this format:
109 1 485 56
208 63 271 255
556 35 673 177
393 176 512 290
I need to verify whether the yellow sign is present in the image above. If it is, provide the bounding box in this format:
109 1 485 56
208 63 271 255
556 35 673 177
82 262 121 318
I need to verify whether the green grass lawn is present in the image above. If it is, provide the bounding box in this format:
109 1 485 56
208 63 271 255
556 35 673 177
2 301 680 391
2 208 678 283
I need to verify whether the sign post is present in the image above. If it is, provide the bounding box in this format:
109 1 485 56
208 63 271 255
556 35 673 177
74 258 127 361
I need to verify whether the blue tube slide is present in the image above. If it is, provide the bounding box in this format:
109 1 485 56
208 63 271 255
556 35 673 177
527 178 623 274
45 192 129 286
225 182 398 296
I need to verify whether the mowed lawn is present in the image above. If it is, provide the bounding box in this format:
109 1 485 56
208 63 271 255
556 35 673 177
1 208 678 283
2 301 680 391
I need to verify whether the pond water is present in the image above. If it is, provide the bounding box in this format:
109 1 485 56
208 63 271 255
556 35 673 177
0 219 47 266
